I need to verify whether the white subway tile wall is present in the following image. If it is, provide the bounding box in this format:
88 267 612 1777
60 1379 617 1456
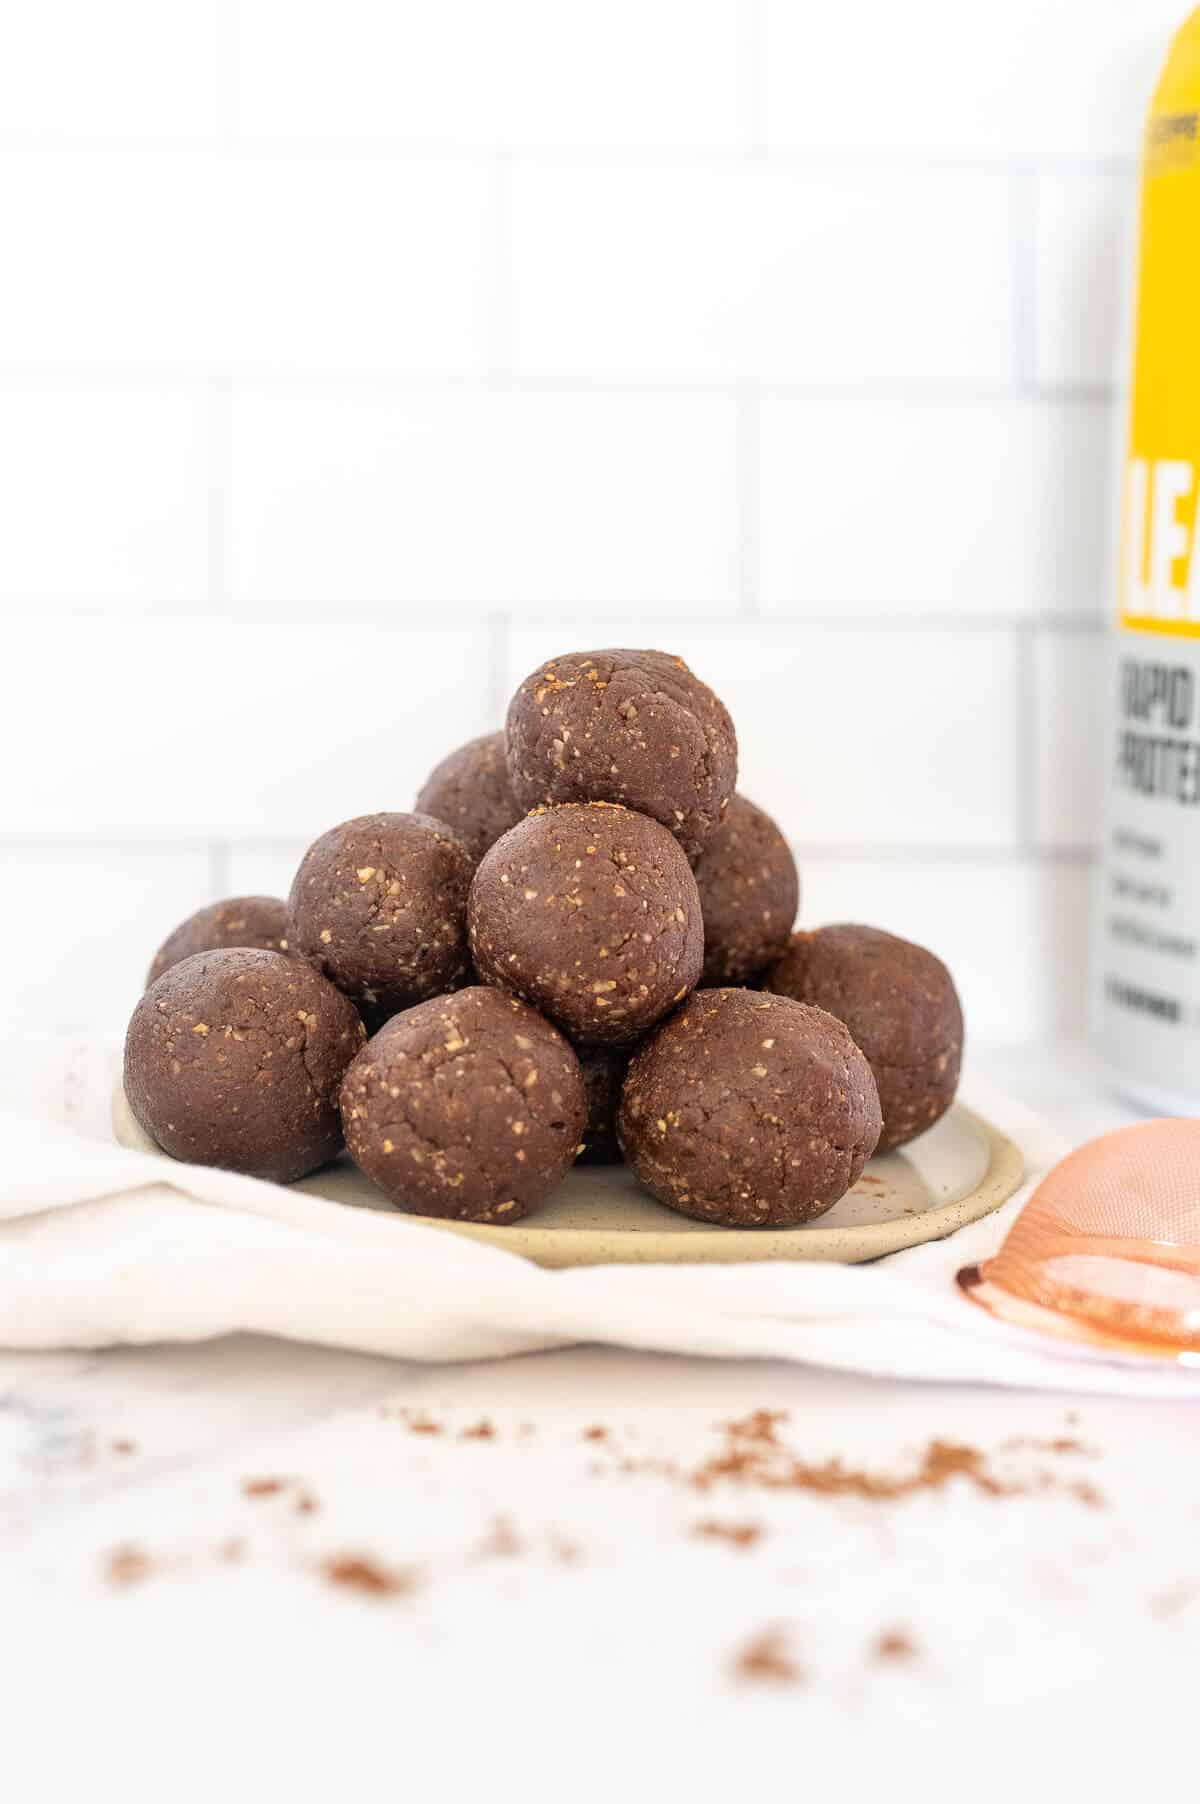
230 388 741 609
1 0 1160 1039
1033 166 1138 391
509 163 1017 386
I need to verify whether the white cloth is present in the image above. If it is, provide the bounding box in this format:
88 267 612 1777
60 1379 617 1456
2 1036 1199 1397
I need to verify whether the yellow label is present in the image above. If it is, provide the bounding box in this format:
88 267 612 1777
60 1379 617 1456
1120 8 1200 636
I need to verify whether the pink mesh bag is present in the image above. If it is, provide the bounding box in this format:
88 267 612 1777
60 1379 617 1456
958 1119 1200 1362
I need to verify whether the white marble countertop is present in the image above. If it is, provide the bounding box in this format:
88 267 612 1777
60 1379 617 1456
3 1042 1196 1802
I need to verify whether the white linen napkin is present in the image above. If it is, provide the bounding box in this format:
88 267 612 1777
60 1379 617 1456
2 1035 1199 1397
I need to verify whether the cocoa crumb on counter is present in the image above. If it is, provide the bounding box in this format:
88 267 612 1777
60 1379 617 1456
111 1438 138 1456
403 1411 444 1436
460 1419 496 1441
873 1628 919 1663
321 1554 416 1599
582 1424 609 1442
242 1476 288 1498
692 1519 763 1550
1151 1581 1200 1620
105 1545 154 1588
683 1412 1105 1506
241 1475 321 1514
1001 1435 1094 1457
731 1627 803 1686
475 1515 523 1559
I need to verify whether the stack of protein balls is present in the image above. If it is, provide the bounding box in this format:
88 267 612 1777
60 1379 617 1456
124 648 963 1229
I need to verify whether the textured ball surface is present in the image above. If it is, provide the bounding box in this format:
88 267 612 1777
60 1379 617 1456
288 812 474 1025
765 924 963 1152
617 988 881 1227
340 987 586 1223
146 896 289 988
125 949 365 1182
505 648 737 861
415 731 523 862
468 802 703 1046
693 793 799 986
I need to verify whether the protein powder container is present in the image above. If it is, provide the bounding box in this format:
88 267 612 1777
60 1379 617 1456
1097 8 1200 1112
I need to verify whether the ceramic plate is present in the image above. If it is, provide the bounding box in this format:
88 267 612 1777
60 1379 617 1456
113 1083 1022 1269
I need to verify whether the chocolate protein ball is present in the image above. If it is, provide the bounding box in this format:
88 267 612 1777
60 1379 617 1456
765 925 963 1152
468 802 703 1046
125 949 365 1183
505 648 737 862
340 987 586 1224
415 731 523 862
575 1043 633 1165
693 794 799 986
288 812 475 1026
617 988 882 1228
146 895 289 988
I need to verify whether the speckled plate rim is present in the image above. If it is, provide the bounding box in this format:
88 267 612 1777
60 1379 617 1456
434 1105 1025 1266
112 1083 1024 1269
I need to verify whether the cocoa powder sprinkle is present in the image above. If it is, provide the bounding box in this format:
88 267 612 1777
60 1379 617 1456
405 1412 444 1436
731 1626 803 1686
873 1628 919 1663
682 1414 1103 1505
476 1515 523 1558
242 1476 288 1498
692 1519 763 1550
105 1545 154 1588
321 1554 415 1598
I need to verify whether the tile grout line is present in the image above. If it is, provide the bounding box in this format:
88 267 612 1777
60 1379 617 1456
737 385 761 615
0 368 1119 404
5 603 1110 631
1009 162 1040 394
486 613 512 725
0 135 1135 175
206 374 233 614
219 0 241 153
207 840 231 900
1016 619 1040 853
743 0 766 157
2 833 1098 866
489 152 514 381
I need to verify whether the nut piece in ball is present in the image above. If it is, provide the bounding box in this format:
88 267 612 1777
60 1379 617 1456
125 949 365 1182
340 987 586 1224
415 730 523 862
146 895 289 988
468 802 703 1046
764 924 963 1152
505 648 737 861
288 812 475 1025
575 1043 634 1165
617 988 882 1227
693 794 799 986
